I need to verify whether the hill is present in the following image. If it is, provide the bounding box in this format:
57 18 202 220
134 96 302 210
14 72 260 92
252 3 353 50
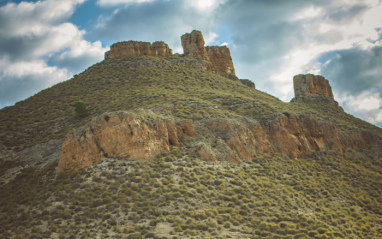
0 30 381 238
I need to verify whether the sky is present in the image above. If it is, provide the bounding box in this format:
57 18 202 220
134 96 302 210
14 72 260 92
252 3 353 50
0 0 381 127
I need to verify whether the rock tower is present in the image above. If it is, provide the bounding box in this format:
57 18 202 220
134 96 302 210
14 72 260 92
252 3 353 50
293 74 341 109
181 30 235 75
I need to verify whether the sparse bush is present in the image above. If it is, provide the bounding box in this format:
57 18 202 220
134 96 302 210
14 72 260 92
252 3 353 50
74 100 89 118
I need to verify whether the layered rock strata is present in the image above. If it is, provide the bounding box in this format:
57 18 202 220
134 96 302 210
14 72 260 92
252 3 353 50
57 111 196 172
105 41 172 59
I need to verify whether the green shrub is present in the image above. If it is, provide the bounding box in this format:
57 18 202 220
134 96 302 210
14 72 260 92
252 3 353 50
74 100 89 118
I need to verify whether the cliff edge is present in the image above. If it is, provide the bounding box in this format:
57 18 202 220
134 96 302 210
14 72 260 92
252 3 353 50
104 30 236 76
292 74 342 110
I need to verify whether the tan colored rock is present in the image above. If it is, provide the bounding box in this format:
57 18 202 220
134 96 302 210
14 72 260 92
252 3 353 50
181 30 208 59
206 46 235 75
293 74 342 109
266 113 343 158
197 113 344 162
181 30 236 75
294 74 334 99
197 143 216 162
59 109 381 172
105 41 172 59
58 111 196 172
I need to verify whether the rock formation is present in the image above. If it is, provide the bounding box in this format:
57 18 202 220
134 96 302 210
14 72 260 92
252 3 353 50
293 74 341 109
105 41 172 59
58 111 196 172
196 113 343 162
294 74 334 99
181 30 236 75
103 30 236 75
206 46 235 75
181 30 208 59
59 106 381 172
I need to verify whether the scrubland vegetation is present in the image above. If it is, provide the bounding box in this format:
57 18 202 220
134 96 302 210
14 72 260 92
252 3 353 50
1 148 381 238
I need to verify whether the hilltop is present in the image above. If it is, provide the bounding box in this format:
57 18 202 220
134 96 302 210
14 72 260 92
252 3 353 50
0 30 381 238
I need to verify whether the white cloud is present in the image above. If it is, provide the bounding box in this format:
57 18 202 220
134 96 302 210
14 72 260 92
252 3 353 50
291 6 322 21
188 0 226 13
97 0 154 7
336 90 382 127
204 32 219 45
262 0 382 101
0 0 108 107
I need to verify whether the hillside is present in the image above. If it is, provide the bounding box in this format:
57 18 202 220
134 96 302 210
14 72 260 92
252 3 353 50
0 30 381 238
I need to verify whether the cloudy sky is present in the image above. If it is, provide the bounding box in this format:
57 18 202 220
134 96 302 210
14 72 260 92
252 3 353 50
0 0 381 127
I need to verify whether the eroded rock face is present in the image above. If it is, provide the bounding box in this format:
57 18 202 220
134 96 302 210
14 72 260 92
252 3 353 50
181 30 236 75
105 41 172 59
206 46 235 75
59 109 381 172
57 111 196 172
181 30 208 59
294 74 334 99
197 113 343 162
293 74 341 109
104 30 237 75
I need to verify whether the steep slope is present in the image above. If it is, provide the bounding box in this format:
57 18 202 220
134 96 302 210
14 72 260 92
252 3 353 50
0 30 381 238
1 55 380 173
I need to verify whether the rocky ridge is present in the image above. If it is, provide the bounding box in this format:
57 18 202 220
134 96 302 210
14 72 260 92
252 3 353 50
58 103 381 172
58 111 196 172
58 73 381 171
104 30 235 75
105 41 172 59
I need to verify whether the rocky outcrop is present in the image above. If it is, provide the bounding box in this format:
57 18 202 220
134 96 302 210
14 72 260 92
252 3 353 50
104 30 236 75
181 30 236 75
57 111 196 172
58 108 382 171
294 74 334 99
196 113 343 162
293 74 341 109
105 41 172 59
206 46 235 75
181 30 208 59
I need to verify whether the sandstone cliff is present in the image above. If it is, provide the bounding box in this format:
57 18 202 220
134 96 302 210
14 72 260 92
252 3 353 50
58 111 196 172
293 74 341 109
103 30 236 76
105 41 172 59
195 113 344 162
58 108 381 172
181 30 236 75
206 46 235 75
294 74 334 99
181 30 208 60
